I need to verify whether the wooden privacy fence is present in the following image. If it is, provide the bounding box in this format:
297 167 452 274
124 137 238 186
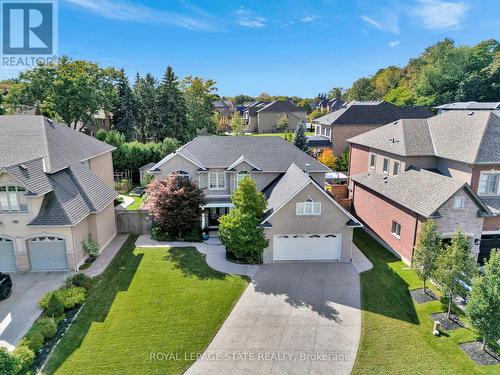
115 210 152 235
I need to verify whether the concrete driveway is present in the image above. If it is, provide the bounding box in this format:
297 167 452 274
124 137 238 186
0 272 67 350
187 262 361 375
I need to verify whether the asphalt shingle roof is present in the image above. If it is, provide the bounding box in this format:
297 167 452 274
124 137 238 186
257 100 305 113
156 136 330 173
307 135 332 148
0 115 114 173
348 111 500 164
313 101 432 126
351 169 487 217
434 102 500 110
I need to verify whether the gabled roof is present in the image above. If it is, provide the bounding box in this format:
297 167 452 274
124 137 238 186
351 169 490 218
256 100 305 113
0 115 114 173
226 155 262 171
313 101 432 126
262 163 361 225
434 102 500 110
348 111 500 164
153 136 330 173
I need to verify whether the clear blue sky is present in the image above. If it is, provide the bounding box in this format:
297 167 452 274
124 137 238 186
9 1 500 97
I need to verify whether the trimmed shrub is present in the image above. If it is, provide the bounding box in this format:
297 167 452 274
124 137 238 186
44 294 64 318
31 317 57 340
64 273 95 291
20 331 44 352
82 235 100 258
0 348 18 375
13 345 34 375
151 225 172 242
40 287 86 311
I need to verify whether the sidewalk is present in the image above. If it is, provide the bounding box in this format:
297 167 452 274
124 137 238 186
351 243 373 273
83 234 129 277
135 234 260 278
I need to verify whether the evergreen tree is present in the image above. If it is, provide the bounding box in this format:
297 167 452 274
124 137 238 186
113 69 137 140
293 123 309 153
157 66 189 142
134 73 159 142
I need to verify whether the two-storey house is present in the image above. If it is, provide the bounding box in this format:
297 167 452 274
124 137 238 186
0 116 117 272
243 100 307 133
150 136 362 263
347 110 499 265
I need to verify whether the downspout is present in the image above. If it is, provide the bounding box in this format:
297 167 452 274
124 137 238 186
411 213 420 267
71 227 78 272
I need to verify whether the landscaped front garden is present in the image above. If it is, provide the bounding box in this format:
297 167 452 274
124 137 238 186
352 229 499 374
44 237 248 374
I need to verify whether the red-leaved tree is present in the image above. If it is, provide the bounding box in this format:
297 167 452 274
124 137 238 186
145 175 206 238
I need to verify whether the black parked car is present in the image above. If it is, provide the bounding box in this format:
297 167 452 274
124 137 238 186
0 273 12 300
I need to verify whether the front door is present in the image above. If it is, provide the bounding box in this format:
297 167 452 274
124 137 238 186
208 207 230 227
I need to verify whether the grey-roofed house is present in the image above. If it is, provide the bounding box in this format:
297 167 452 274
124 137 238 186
347 110 500 265
434 101 500 114
0 115 117 272
313 100 433 155
243 100 307 133
151 136 361 263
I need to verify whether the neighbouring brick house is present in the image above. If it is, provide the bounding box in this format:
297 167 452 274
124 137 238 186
313 101 432 156
347 110 500 265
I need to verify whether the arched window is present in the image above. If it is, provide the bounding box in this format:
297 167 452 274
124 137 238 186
172 170 190 181
296 198 321 216
0 185 28 213
236 170 251 188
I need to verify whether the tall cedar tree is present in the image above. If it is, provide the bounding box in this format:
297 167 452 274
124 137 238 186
134 73 159 142
157 66 189 142
466 250 500 351
146 175 205 238
113 69 137 140
412 219 442 292
293 124 309 153
433 229 478 318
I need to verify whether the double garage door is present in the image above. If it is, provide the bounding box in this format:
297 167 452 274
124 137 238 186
0 236 68 271
273 233 341 262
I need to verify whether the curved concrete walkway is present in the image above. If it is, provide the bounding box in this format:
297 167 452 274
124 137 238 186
135 234 260 278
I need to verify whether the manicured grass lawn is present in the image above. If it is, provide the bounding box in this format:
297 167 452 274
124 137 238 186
250 131 314 137
352 229 499 374
44 236 248 374
125 195 143 210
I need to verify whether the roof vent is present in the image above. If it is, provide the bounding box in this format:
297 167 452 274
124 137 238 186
304 163 310 174
393 121 398 124
467 111 474 116
20 164 27 170
47 118 53 123
388 138 400 144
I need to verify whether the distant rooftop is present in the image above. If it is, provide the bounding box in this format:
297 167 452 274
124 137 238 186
434 102 500 110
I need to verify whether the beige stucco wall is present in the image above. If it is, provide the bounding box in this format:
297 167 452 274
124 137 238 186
436 158 472 184
87 202 117 253
89 151 114 188
435 190 484 260
256 112 306 133
154 154 200 183
263 183 353 264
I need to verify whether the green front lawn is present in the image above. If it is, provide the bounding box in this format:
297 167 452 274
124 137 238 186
352 229 499 374
44 237 248 374
125 195 144 210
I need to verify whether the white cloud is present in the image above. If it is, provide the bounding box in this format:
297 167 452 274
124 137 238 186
360 13 399 34
389 40 400 47
235 8 266 28
65 0 220 32
411 0 469 29
300 15 317 23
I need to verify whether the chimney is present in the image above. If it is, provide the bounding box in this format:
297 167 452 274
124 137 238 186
305 163 310 175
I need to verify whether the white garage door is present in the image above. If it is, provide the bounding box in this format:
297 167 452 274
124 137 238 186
273 234 341 261
0 237 16 272
28 236 68 271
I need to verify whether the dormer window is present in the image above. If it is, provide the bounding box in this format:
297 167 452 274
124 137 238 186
236 170 251 188
296 198 321 216
0 185 28 213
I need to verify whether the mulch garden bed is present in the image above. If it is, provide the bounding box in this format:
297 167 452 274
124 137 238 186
459 341 500 366
429 312 464 330
31 306 81 372
410 288 438 304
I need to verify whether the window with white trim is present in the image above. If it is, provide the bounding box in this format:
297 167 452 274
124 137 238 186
296 199 321 216
453 196 465 209
479 173 499 195
321 127 331 138
391 221 401 238
173 170 190 181
315 125 321 135
0 186 28 213
209 172 226 190
369 154 376 169
383 158 389 173
393 161 400 176
236 170 251 188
